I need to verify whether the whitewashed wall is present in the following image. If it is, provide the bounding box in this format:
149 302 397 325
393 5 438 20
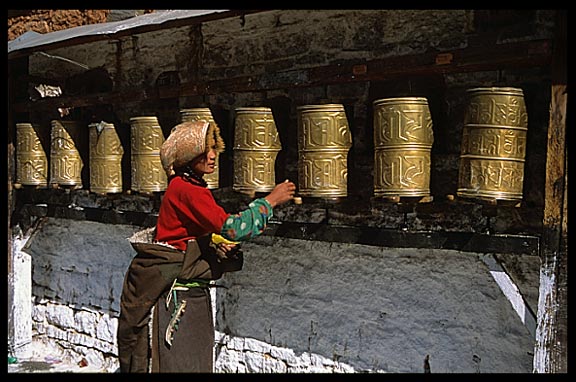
9 218 536 373
214 237 535 373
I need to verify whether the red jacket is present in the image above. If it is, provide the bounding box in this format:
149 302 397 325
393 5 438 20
155 176 229 251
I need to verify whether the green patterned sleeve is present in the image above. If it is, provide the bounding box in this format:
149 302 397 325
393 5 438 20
220 198 274 242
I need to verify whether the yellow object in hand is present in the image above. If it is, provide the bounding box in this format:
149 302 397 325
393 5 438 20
211 233 239 245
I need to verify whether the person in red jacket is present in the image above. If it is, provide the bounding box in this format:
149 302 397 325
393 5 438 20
117 119 295 373
156 119 295 252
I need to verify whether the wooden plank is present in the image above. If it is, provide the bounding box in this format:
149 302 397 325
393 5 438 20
533 10 567 374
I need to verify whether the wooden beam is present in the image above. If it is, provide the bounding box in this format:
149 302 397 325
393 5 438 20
12 38 552 113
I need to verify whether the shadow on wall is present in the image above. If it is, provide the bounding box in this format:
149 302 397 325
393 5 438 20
215 237 535 373
23 218 141 313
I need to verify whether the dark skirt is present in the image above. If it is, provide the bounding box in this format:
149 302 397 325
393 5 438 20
155 286 214 372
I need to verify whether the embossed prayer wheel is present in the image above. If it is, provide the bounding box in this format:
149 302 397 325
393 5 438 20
457 87 528 202
180 108 220 189
373 97 434 198
15 122 49 187
49 120 84 188
233 107 281 194
130 116 167 193
297 104 352 199
89 122 124 194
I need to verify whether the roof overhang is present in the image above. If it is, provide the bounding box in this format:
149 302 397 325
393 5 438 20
8 9 266 60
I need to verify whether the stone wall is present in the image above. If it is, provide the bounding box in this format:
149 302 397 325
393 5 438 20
9 9 555 373
14 217 537 372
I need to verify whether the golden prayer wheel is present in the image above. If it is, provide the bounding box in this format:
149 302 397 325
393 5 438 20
297 104 352 199
180 108 220 189
15 122 49 187
457 87 528 202
233 107 281 194
49 120 84 188
373 97 434 198
89 122 124 194
130 116 167 193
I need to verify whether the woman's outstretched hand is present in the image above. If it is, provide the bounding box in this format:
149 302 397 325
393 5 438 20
264 179 297 207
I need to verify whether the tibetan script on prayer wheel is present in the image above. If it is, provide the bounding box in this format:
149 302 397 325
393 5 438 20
233 107 281 194
49 120 84 188
89 122 124 194
373 97 434 198
297 104 352 199
130 116 167 193
180 108 220 189
15 122 49 187
457 87 528 202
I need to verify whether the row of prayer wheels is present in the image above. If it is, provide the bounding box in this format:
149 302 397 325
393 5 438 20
14 87 528 203
14 118 167 194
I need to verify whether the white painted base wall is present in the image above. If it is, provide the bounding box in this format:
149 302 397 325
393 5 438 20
8 221 538 373
8 230 33 359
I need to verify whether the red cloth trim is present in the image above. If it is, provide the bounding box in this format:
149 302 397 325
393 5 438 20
155 176 229 251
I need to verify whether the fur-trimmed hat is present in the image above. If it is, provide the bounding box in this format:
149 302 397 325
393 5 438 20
160 120 225 177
